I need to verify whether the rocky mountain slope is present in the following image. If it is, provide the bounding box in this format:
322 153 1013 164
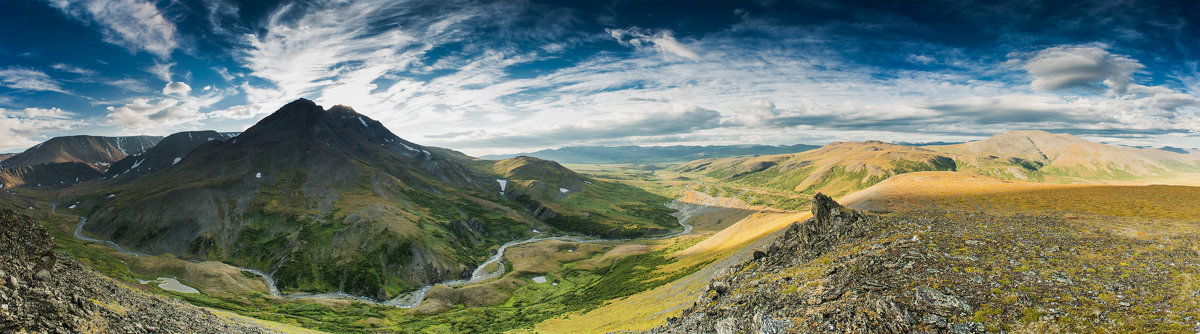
480 144 821 164
652 193 1200 333
0 135 162 189
104 130 238 179
0 135 161 171
0 209 275 333
1 162 100 189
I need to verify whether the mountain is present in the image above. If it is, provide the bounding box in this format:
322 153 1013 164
66 99 671 300
0 135 163 189
104 130 238 179
927 130 1200 180
72 99 537 299
0 153 14 161
482 156 678 237
0 209 278 333
0 135 161 171
1158 146 1200 155
480 144 822 164
674 141 957 208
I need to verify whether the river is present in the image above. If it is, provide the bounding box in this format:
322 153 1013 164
64 199 706 309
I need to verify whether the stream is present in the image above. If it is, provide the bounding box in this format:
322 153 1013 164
63 199 707 309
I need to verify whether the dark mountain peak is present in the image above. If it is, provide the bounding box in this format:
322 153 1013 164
326 104 357 114
280 98 319 110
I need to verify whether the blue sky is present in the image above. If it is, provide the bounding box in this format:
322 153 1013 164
1 0 1198 154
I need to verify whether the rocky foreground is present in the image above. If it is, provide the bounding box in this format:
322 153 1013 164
651 194 1200 333
0 209 275 333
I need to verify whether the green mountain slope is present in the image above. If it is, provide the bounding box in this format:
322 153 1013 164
71 99 545 300
485 156 679 237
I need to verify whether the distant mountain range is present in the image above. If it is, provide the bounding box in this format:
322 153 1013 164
480 144 822 164
0 135 161 188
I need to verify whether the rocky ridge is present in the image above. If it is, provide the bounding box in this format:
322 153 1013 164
650 194 1200 333
0 209 274 333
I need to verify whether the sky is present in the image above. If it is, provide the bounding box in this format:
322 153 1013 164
1 0 1198 155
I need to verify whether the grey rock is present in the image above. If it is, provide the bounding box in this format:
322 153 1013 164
921 314 947 328
711 281 729 295
914 287 973 316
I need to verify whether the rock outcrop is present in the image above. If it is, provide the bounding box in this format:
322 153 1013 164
0 209 273 333
650 194 986 333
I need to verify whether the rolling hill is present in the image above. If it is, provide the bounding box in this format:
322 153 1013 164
928 130 1200 180
674 141 958 208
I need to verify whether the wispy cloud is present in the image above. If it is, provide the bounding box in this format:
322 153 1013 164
50 63 99 76
46 0 179 58
146 62 173 82
0 67 69 93
607 27 701 61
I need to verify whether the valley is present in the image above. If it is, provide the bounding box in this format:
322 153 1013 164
2 100 1198 333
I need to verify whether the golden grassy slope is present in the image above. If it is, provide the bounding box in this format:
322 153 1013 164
536 195 808 333
841 171 1200 221
928 130 1200 179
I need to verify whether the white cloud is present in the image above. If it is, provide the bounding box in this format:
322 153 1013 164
107 78 150 92
146 62 173 82
162 82 191 96
105 90 227 130
50 63 99 76
1023 44 1144 94
206 5 1196 155
607 27 701 61
0 107 83 151
0 67 68 93
47 0 178 58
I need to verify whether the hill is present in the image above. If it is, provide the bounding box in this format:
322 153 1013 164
654 191 1200 333
673 141 957 208
480 144 821 164
928 130 1200 180
484 156 679 237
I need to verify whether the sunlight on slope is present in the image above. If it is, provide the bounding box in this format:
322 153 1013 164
841 171 1200 220
537 199 810 333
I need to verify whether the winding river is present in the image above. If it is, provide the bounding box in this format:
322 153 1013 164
63 199 707 309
